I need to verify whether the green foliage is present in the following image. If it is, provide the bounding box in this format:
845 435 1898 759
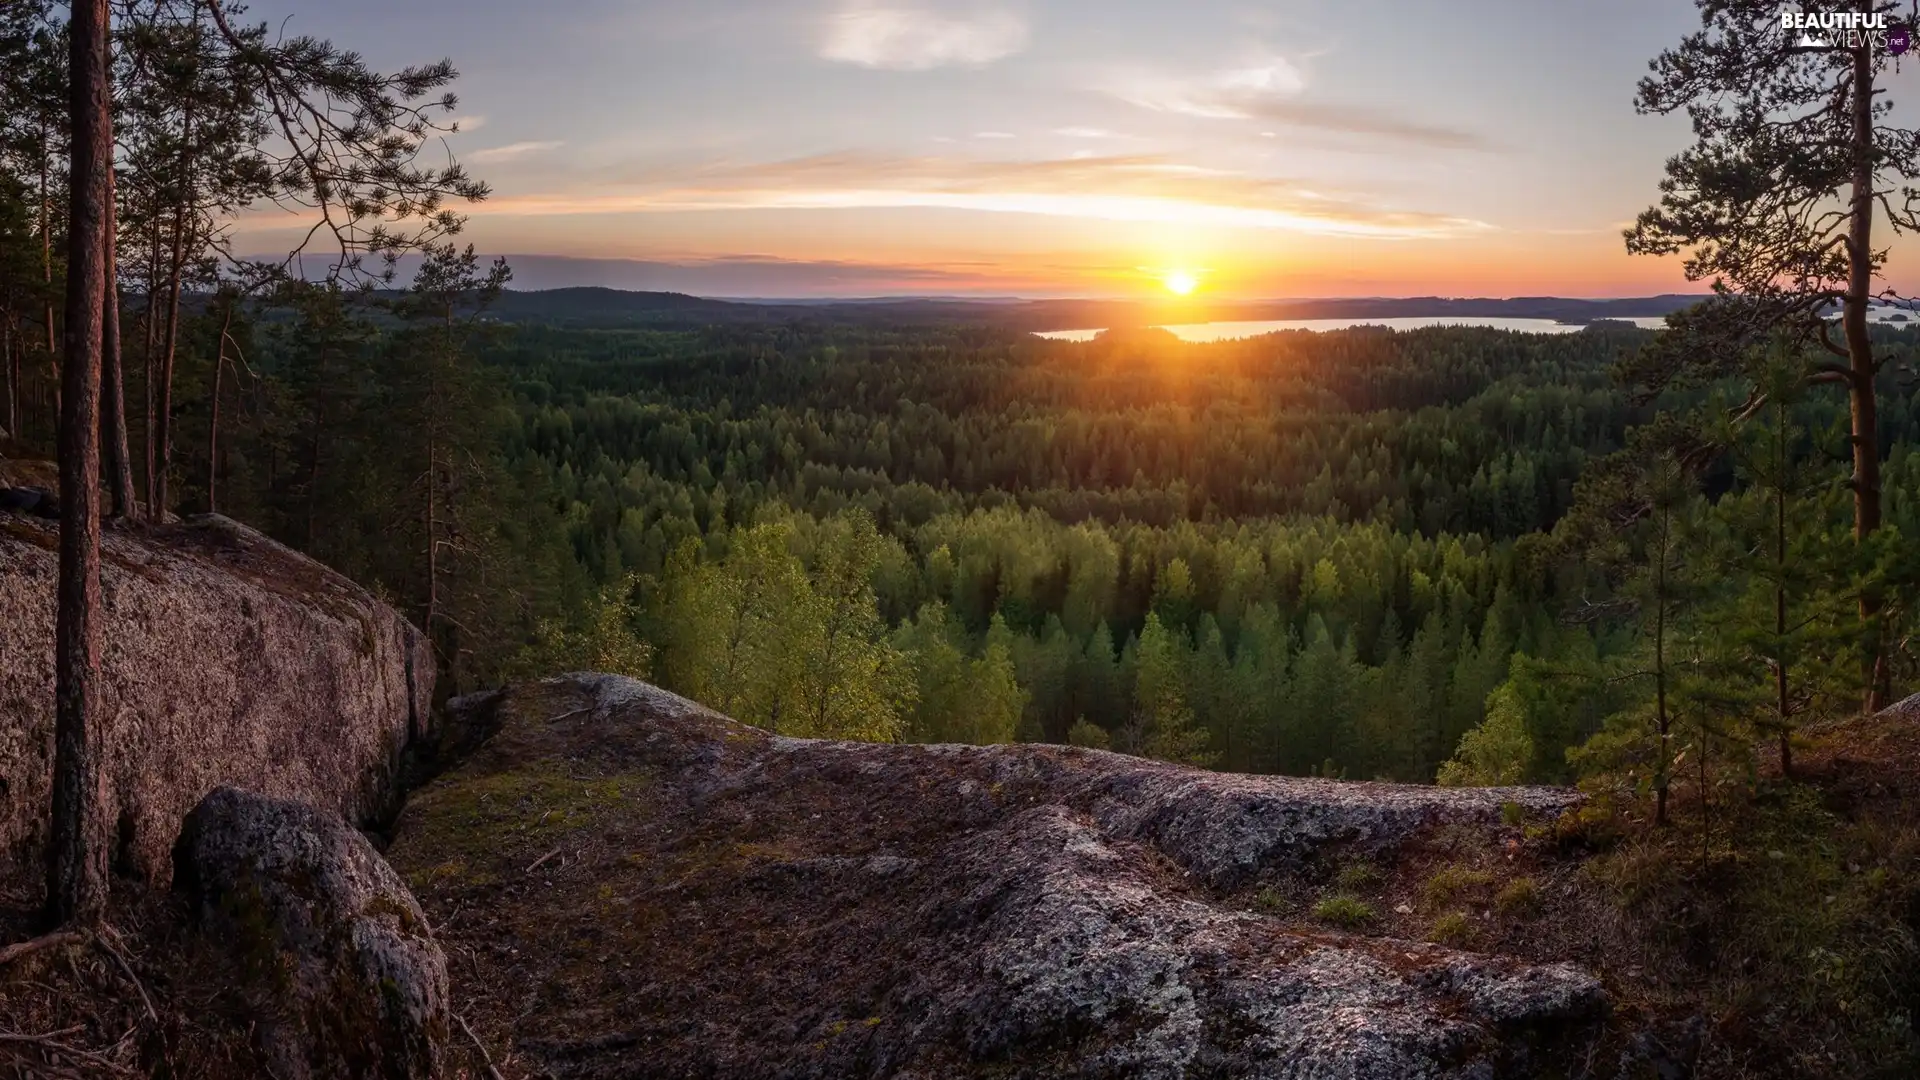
1127 612 1217 767
650 513 914 741
1335 862 1383 891
1429 910 1474 945
1066 718 1110 750
1424 865 1494 907
1494 877 1541 918
1311 894 1375 929
509 573 652 681
1253 887 1290 915
1437 682 1533 787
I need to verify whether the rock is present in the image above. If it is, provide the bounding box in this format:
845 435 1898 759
391 673 1607 1079
1 510 432 884
175 786 449 1080
0 485 56 516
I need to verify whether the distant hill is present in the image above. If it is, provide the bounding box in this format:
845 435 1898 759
478 288 1713 332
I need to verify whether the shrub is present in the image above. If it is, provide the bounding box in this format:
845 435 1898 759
1424 864 1494 907
1429 910 1474 945
1066 719 1111 750
1254 887 1290 915
1500 800 1527 826
1312 894 1375 929
1495 877 1542 917
1336 862 1382 891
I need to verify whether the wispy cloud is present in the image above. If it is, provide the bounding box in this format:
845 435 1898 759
443 114 488 134
468 140 565 162
820 3 1028 70
1054 127 1135 140
477 151 1492 239
974 131 1016 139
1110 57 1489 151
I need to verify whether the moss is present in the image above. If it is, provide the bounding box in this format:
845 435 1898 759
397 764 643 885
1423 865 1494 907
1429 910 1474 945
1311 894 1374 929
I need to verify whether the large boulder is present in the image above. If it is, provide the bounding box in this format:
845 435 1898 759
174 786 449 1080
0 510 433 884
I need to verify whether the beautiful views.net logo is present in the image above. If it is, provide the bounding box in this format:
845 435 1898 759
1782 10 1912 53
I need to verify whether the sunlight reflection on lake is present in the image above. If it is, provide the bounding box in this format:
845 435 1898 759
1033 316 1673 342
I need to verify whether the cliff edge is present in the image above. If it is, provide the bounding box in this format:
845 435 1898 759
391 673 1614 1079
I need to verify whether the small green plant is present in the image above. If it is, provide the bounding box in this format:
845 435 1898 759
1424 864 1494 906
1254 886 1290 915
1429 910 1474 945
1495 877 1542 917
1312 894 1375 929
1336 862 1383 891
1500 800 1527 826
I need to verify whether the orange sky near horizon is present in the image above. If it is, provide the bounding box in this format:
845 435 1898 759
225 0 1920 299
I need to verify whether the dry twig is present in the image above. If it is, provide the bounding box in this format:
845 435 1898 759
0 931 83 967
455 1013 507 1080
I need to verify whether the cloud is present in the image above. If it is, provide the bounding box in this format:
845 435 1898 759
974 131 1016 139
477 151 1492 240
443 114 488 133
1110 58 1488 151
468 140 565 162
820 3 1028 70
1054 127 1133 140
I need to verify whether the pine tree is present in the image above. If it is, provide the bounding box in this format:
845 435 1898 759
46 0 110 929
1627 1 1919 708
1128 612 1215 767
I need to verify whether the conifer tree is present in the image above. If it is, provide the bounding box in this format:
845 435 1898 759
1628 1 1920 707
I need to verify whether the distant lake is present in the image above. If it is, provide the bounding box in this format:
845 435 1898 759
1033 316 1672 342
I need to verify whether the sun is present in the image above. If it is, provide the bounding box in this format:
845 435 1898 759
1162 269 1199 296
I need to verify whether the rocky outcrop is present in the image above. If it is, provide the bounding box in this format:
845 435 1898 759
391 674 1606 1079
175 786 449 1080
0 510 432 885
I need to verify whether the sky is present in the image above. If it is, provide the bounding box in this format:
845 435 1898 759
225 1 1886 299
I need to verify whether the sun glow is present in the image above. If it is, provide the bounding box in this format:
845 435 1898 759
1163 268 1199 295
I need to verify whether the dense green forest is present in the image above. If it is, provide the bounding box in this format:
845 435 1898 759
28 290 1915 795
5 0 1920 822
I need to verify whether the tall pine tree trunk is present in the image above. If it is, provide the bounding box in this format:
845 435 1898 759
152 205 186 520
1774 401 1793 778
3 321 15 437
48 0 112 930
206 302 232 513
40 116 58 431
1844 45 1887 713
101 150 135 520
143 216 159 509
1653 504 1672 828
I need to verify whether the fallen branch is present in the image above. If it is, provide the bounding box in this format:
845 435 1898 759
94 927 157 1023
455 1013 507 1080
0 931 83 967
525 847 561 875
0 1028 137 1075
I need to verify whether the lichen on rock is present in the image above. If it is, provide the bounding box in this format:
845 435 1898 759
390 672 1608 1079
174 786 449 1080
0 510 433 884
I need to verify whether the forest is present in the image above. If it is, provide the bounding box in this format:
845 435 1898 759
3 0 1920 958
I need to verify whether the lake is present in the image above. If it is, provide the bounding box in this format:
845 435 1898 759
1032 315 1673 342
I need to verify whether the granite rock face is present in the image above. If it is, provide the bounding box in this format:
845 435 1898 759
392 673 1605 1080
175 786 449 1080
0 511 432 885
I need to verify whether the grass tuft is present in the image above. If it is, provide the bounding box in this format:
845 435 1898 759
1312 894 1375 929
